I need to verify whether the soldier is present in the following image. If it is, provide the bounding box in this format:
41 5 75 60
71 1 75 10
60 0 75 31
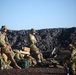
0 25 21 69
28 28 46 65
68 44 76 75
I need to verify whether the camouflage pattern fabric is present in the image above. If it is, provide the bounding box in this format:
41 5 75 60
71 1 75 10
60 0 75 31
71 48 76 75
28 32 45 64
27 55 37 66
68 44 76 75
0 56 12 70
13 50 24 61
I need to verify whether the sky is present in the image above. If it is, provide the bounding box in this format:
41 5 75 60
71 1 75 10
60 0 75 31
0 0 76 30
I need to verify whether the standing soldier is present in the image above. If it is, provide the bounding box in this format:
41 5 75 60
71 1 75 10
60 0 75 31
28 28 46 65
68 44 76 75
0 25 21 69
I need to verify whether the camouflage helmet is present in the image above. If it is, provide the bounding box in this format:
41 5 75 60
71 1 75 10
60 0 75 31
1 25 7 31
31 28 36 33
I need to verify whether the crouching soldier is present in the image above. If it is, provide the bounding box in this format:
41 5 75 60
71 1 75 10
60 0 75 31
0 25 21 69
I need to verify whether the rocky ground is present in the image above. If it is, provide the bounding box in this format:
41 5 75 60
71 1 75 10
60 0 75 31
0 68 67 75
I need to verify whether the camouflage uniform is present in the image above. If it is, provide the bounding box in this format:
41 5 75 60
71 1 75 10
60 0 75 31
13 50 24 61
0 25 21 69
28 28 46 64
0 55 12 70
69 44 76 75
27 55 37 67
71 47 76 75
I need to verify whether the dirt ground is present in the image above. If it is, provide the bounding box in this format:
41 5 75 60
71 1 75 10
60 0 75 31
0 68 67 75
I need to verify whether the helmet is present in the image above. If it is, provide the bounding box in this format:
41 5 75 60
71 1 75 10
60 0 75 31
1 25 7 31
31 28 36 33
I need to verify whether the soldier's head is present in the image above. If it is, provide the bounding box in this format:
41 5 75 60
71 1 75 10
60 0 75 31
1 25 7 32
68 44 75 51
30 28 36 35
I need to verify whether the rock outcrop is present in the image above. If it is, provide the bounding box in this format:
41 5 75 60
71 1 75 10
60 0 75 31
7 27 76 52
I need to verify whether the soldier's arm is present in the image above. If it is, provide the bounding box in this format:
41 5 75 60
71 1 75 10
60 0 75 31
5 36 10 45
29 34 35 44
0 41 7 47
0 39 11 49
0 33 6 47
34 38 37 44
